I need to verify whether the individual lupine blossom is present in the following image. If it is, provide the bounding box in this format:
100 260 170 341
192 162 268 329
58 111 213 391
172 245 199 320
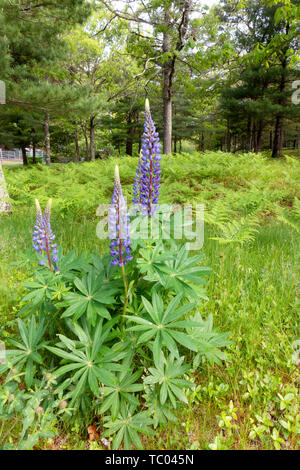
32 199 59 271
133 98 161 216
108 165 132 267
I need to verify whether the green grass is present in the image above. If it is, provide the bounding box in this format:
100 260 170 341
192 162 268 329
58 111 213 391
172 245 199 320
0 151 299 450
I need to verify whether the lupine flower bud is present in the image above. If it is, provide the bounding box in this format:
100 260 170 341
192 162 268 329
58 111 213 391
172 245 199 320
59 400 68 410
8 393 14 403
35 406 43 415
109 165 132 267
133 99 161 215
32 199 59 271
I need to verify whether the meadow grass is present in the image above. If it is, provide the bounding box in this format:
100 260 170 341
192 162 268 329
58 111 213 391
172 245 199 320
0 151 299 449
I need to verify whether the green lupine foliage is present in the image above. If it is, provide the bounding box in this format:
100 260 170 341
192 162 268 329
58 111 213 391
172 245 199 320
103 403 155 450
0 176 231 449
0 317 47 387
144 353 194 408
60 272 118 323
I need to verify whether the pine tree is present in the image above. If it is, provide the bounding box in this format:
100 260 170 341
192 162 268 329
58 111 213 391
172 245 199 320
218 0 300 155
0 0 91 164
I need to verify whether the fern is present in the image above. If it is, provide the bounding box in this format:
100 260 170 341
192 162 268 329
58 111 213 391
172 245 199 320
205 200 259 245
275 197 300 233
210 215 259 245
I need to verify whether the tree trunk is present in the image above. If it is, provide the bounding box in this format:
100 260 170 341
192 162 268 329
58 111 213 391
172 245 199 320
256 120 264 153
179 139 182 153
272 55 287 158
162 10 173 155
252 122 257 153
272 113 283 158
161 1 192 154
233 135 237 153
125 112 134 156
201 132 205 152
226 120 231 152
82 124 89 160
162 71 172 154
74 129 80 162
174 135 177 153
279 128 284 153
21 146 28 166
32 143 36 164
0 163 12 214
89 117 95 161
272 118 282 158
207 132 212 151
270 130 273 150
44 113 51 166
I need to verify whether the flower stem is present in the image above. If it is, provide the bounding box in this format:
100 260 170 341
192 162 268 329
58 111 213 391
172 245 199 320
45 238 53 271
121 262 128 324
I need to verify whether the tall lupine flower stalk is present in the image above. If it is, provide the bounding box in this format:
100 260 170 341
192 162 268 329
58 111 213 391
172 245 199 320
109 166 132 320
109 165 132 267
32 199 59 271
133 99 161 216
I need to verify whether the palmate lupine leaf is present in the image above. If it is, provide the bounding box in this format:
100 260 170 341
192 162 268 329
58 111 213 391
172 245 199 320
56 249 91 281
21 271 57 305
136 241 174 284
47 320 126 405
99 355 143 420
158 244 211 300
126 291 203 363
60 271 118 325
143 353 194 409
90 253 123 290
18 271 59 317
0 317 47 387
187 312 232 366
103 402 154 450
143 387 177 428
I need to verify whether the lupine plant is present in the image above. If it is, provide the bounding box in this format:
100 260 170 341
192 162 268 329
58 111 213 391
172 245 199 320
133 99 161 215
32 199 59 271
108 165 132 320
0 100 231 450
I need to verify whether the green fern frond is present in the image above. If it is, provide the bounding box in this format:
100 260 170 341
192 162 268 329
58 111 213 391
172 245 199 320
210 214 259 245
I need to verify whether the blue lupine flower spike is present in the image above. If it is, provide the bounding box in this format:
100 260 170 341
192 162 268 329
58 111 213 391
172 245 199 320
32 198 59 271
135 98 161 216
109 165 132 267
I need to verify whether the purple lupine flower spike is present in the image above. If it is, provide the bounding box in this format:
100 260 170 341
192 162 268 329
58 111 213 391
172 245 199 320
32 198 59 271
32 199 43 254
109 165 132 267
135 99 161 216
